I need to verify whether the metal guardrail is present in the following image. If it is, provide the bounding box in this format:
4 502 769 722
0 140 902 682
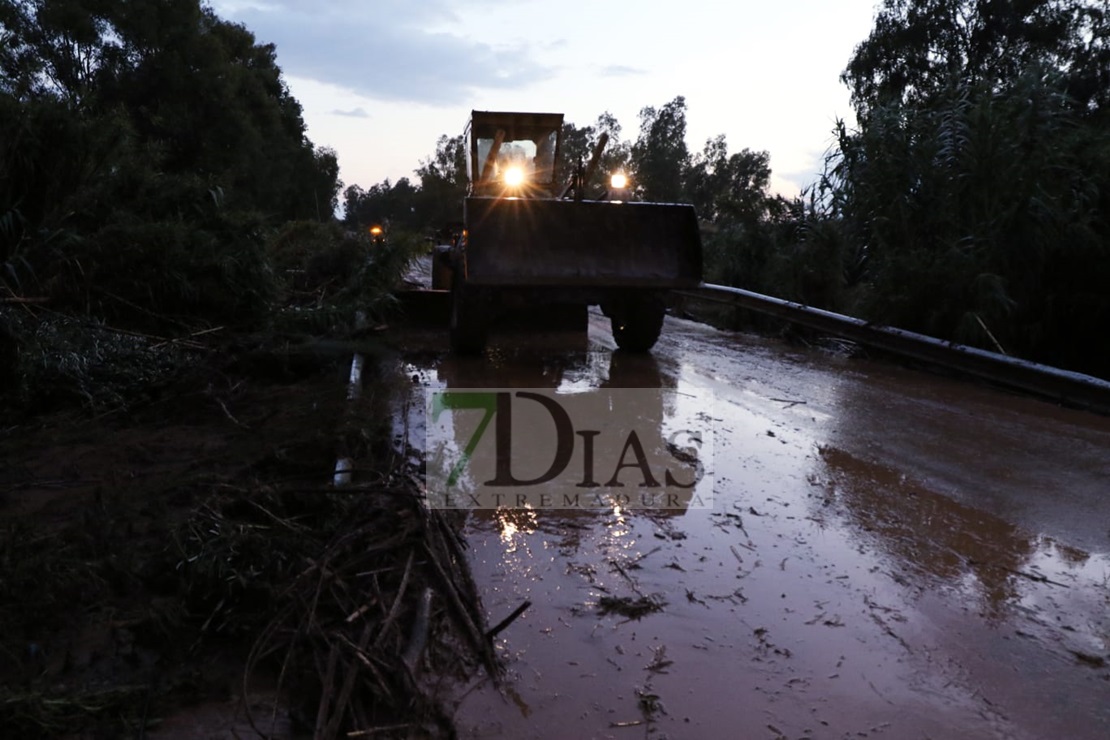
675 283 1110 414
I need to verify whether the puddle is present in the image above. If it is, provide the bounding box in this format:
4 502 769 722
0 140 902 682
394 315 1110 738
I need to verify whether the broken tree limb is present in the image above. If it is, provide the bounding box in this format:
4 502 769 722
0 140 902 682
485 600 532 641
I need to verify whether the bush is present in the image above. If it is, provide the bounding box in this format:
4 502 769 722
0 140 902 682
269 221 420 327
702 202 853 315
827 71 1110 372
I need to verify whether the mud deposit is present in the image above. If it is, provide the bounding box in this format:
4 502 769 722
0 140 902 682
400 312 1110 739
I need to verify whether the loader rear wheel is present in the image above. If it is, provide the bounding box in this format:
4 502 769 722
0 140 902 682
450 284 488 354
610 297 665 352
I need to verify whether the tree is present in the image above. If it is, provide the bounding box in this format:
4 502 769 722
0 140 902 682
415 134 467 226
99 3 334 220
343 177 420 231
843 0 1110 115
631 96 689 202
559 120 591 180
686 135 772 224
557 112 630 194
827 0 1110 373
342 185 366 228
0 0 338 223
416 134 466 188
0 0 342 328
0 0 117 104
306 146 341 219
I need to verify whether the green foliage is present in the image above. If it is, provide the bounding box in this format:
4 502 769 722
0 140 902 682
0 90 120 291
843 0 1110 116
824 0 1110 374
414 134 468 226
88 2 339 221
0 1 411 417
83 216 278 323
702 196 850 314
0 0 358 412
559 112 631 195
266 220 419 334
688 136 773 225
343 177 421 231
350 99 778 242
630 96 691 202
0 0 341 291
827 72 1109 363
0 306 199 412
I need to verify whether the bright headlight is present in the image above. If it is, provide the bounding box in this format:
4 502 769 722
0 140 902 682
610 173 628 189
504 166 525 187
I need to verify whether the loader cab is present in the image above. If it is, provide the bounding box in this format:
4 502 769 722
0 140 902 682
465 111 564 197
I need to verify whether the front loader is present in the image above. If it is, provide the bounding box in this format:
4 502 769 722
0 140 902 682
437 110 703 353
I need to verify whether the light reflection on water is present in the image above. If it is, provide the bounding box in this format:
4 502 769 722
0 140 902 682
396 330 1110 738
404 341 1110 628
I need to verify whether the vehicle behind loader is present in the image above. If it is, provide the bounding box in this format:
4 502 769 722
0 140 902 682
437 110 702 353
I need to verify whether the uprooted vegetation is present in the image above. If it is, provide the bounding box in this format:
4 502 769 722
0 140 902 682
0 323 499 738
0 208 490 738
0 1 502 733
0 218 424 413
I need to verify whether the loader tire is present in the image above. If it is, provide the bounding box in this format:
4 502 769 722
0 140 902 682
610 297 665 352
450 284 487 354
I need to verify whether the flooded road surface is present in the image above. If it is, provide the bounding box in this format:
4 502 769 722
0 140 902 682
400 312 1110 739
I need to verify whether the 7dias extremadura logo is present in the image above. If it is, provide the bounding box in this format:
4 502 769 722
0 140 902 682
425 388 714 510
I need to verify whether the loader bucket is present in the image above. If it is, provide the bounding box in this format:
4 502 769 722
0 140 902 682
462 197 703 288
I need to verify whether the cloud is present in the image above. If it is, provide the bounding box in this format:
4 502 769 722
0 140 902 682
214 0 553 106
598 64 647 78
331 107 370 118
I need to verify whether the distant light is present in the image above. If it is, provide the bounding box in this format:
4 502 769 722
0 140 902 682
610 173 628 189
369 225 383 236
504 166 525 187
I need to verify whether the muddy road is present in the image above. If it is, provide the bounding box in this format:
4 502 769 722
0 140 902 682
399 311 1110 739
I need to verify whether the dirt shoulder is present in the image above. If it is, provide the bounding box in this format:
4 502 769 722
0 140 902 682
0 336 493 738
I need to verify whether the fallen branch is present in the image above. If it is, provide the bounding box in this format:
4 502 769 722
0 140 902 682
0 296 49 304
485 600 532 641
239 482 496 739
215 397 249 428
422 541 490 668
149 325 224 350
322 621 375 740
372 549 414 649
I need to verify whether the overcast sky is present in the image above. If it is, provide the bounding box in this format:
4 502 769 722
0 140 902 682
209 0 881 197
